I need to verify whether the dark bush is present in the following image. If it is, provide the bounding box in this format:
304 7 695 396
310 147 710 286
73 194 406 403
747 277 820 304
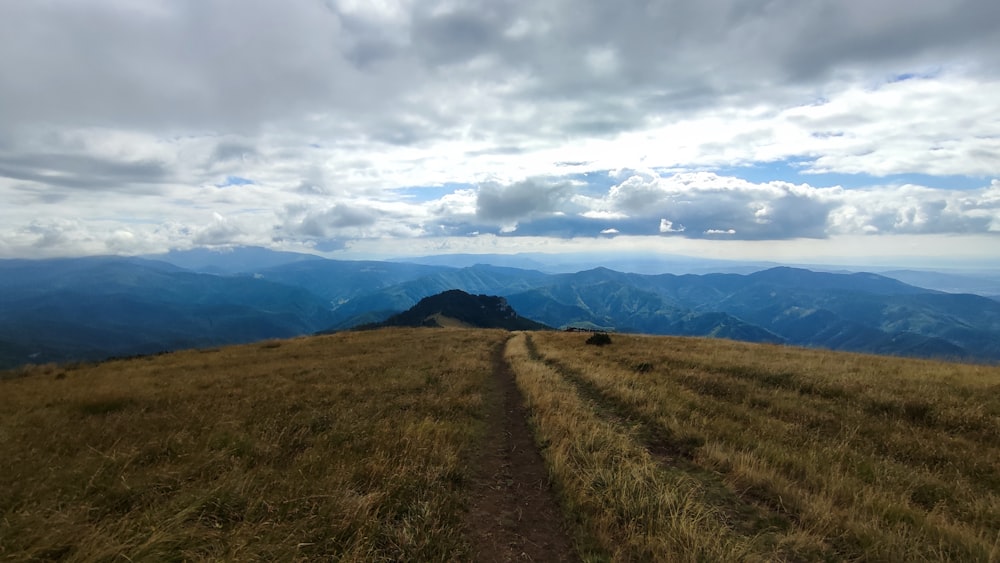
586 333 612 346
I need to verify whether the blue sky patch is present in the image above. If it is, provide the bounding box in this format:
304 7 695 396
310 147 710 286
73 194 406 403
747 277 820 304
713 159 985 191
888 68 941 83
217 176 254 187
392 183 475 202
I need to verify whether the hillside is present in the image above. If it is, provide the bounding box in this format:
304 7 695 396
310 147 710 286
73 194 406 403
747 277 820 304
356 290 550 331
2 329 998 561
0 258 338 367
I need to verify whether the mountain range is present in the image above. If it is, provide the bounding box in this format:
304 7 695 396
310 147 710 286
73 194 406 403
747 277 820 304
2 246 999 368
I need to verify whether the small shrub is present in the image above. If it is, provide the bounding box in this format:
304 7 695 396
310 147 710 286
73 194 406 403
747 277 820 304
586 333 612 346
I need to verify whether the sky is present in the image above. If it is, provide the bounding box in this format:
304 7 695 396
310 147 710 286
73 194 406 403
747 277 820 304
1 0 999 268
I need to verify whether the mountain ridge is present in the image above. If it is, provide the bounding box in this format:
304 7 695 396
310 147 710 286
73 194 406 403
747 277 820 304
3 250 1000 368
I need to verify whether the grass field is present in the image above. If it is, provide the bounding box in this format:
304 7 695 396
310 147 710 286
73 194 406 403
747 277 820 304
2 328 999 561
0 329 508 561
514 332 1000 561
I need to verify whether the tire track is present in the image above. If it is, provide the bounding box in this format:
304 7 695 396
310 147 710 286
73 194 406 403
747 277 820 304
523 335 697 463
523 335 800 539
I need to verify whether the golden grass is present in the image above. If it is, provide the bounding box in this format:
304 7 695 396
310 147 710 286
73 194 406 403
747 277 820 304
505 333 756 561
4 327 999 562
0 328 507 562
526 331 1000 562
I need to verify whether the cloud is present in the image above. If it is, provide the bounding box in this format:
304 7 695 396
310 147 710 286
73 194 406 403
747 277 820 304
775 2 1000 81
211 141 257 164
0 0 385 133
462 171 1000 242
476 179 573 223
0 152 169 191
826 183 1000 235
600 171 837 239
0 0 998 262
193 212 246 246
410 3 512 66
607 172 669 213
106 229 137 253
280 203 380 238
25 221 73 249
581 210 628 220
780 78 1000 177
659 219 685 233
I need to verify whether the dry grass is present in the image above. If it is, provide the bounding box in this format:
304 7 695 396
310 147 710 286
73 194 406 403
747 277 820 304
525 331 1000 562
4 327 999 562
0 328 507 562
506 333 755 561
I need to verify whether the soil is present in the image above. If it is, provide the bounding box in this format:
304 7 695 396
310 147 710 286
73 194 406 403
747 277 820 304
463 338 578 562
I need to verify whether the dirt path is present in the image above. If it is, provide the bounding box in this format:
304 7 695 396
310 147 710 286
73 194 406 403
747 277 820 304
463 337 577 562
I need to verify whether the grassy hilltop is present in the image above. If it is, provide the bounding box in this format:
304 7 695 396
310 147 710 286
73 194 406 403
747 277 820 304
2 329 999 561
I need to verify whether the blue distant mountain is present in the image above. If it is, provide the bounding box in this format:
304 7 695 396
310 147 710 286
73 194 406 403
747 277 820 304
320 264 1000 362
3 248 1000 369
0 257 337 367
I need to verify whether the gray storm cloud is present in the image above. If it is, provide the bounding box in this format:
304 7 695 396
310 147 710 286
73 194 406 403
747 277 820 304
3 0 997 137
281 203 380 239
601 172 836 239
476 180 574 223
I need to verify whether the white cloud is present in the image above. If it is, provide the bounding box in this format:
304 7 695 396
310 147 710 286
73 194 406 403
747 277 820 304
105 229 136 253
824 183 1000 235
781 77 1000 177
193 212 247 246
581 210 628 220
659 219 685 233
